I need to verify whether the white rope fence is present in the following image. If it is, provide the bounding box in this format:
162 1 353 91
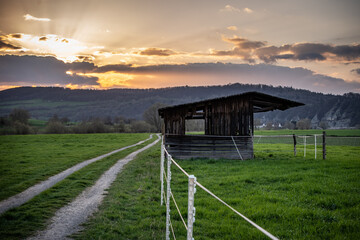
160 138 279 240
253 133 327 159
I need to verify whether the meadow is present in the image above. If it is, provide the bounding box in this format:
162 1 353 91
0 133 157 239
0 133 150 201
75 132 360 239
0 131 359 239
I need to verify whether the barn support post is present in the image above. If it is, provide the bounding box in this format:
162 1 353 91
187 175 196 240
323 131 326 160
160 136 164 206
165 152 172 240
293 134 297 156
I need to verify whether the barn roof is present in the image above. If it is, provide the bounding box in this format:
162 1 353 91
158 91 304 117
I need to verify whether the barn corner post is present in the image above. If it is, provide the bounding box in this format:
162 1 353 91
187 175 196 240
322 131 326 160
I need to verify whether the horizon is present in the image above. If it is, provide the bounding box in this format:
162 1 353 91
0 0 359 94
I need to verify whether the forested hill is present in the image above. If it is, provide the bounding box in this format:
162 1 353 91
0 84 359 128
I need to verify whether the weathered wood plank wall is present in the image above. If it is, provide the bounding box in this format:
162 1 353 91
165 134 254 160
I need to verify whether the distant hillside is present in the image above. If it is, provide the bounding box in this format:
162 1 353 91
0 84 359 128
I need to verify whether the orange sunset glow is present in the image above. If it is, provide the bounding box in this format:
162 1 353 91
0 0 359 94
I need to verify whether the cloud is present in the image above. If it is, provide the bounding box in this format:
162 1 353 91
138 48 178 56
220 5 242 13
64 61 360 94
211 37 266 62
212 36 360 64
0 37 22 50
352 68 360 75
243 8 253 14
0 33 101 63
24 14 51 22
227 26 238 31
220 5 253 14
0 55 98 86
1 55 359 94
9 34 22 39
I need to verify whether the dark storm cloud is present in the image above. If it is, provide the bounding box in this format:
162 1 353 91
39 36 48 41
213 37 360 63
0 55 98 86
138 48 178 56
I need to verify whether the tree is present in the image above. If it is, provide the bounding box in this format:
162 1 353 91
296 118 311 130
143 103 167 132
284 121 296 130
319 121 329 130
130 120 155 133
10 108 30 124
45 121 67 134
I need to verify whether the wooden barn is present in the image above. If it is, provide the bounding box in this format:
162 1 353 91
158 91 304 160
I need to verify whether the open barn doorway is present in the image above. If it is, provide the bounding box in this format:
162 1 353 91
185 119 205 135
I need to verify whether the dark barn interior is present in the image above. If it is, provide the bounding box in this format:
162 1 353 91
159 92 304 160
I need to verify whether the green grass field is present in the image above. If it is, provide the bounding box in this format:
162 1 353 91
0 133 150 201
0 133 157 239
75 135 360 239
0 131 359 239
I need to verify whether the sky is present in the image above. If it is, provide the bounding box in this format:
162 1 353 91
0 0 359 94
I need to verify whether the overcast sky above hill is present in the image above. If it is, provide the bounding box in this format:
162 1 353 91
0 0 359 94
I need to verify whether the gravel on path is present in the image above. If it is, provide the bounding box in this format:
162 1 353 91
28 134 160 240
0 134 153 215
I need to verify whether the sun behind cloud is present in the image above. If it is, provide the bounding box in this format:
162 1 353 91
76 71 134 88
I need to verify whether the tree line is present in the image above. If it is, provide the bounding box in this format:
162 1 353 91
0 104 166 135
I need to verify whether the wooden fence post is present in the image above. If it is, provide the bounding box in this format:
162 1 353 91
187 175 196 240
293 134 297 156
165 153 172 240
323 131 326 160
160 136 164 206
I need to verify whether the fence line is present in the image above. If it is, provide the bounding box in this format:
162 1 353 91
161 145 279 240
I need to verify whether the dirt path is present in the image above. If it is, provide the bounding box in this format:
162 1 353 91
28 134 160 240
0 134 153 215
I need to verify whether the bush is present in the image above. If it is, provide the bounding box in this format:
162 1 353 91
130 120 155 133
13 121 32 134
296 118 311 130
45 121 67 134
